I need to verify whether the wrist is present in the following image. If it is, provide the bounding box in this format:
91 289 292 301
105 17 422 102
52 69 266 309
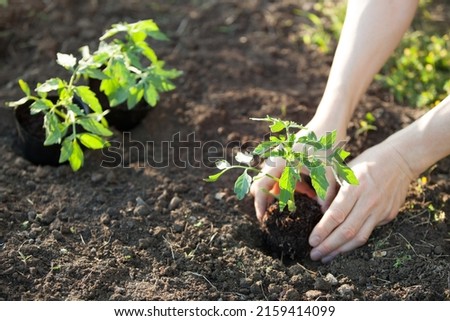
385 98 450 178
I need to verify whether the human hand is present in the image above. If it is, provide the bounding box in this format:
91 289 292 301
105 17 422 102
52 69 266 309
308 141 415 263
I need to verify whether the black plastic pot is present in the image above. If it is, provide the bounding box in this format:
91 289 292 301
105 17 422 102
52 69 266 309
89 78 151 131
13 96 88 166
15 101 61 166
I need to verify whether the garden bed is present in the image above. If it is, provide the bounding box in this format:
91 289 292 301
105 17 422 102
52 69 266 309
0 0 448 300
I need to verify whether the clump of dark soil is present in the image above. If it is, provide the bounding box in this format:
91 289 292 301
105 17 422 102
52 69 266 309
261 193 322 259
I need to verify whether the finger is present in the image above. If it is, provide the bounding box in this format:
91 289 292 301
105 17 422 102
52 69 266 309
310 195 372 261
309 184 357 248
295 181 316 199
251 158 285 221
321 181 339 212
254 189 269 221
321 216 378 263
252 175 278 221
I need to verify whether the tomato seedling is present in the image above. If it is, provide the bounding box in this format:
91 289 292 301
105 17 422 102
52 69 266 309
205 116 359 212
7 53 112 171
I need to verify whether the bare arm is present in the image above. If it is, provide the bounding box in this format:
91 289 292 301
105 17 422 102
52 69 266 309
307 0 450 264
388 96 450 178
251 0 420 220
313 0 419 131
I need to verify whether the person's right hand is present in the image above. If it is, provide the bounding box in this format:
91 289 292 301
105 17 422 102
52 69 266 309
308 140 415 262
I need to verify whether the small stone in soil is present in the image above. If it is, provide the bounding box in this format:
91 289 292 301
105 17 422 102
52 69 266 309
100 213 111 225
168 196 182 210
14 157 29 169
133 205 150 216
214 192 226 200
91 172 104 183
27 211 36 222
337 284 355 299
434 245 443 255
38 206 58 224
52 230 64 242
172 221 185 233
305 290 322 300
283 288 301 301
324 273 338 286
106 171 116 184
138 238 152 249
314 277 332 291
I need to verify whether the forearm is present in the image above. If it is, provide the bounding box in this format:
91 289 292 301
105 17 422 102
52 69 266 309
315 0 419 127
387 96 450 178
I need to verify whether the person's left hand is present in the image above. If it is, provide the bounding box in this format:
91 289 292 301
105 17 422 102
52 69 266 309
308 141 415 263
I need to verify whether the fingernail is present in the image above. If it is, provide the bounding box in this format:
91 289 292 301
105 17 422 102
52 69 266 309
310 249 322 261
309 235 320 247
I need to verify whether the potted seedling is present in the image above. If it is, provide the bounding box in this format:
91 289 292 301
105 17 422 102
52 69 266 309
205 116 359 258
85 19 183 130
7 53 112 171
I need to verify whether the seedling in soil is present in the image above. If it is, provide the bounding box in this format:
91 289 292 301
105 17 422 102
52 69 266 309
85 19 183 110
355 112 377 137
393 253 412 268
205 116 359 258
7 53 112 171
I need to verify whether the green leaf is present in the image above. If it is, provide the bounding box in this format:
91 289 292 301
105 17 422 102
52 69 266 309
77 133 108 149
59 137 73 163
144 83 159 107
319 130 337 150
74 86 102 113
100 78 128 106
66 103 85 116
148 30 169 41
365 112 376 123
333 160 359 185
133 19 159 33
310 165 329 200
43 113 63 145
334 147 350 162
278 166 297 211
36 78 64 93
307 12 322 26
68 139 84 171
127 85 145 109
130 30 147 43
83 68 109 80
307 131 318 141
101 60 133 106
77 118 113 137
56 53 77 70
99 22 128 40
18 79 30 96
269 120 286 133
30 100 52 115
6 97 30 107
135 41 158 63
234 170 252 200
253 141 278 155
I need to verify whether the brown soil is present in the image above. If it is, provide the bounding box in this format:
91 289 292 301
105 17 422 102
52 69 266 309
261 193 323 260
0 0 449 301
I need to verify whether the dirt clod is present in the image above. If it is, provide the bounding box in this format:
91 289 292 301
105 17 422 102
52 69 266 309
261 193 322 259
